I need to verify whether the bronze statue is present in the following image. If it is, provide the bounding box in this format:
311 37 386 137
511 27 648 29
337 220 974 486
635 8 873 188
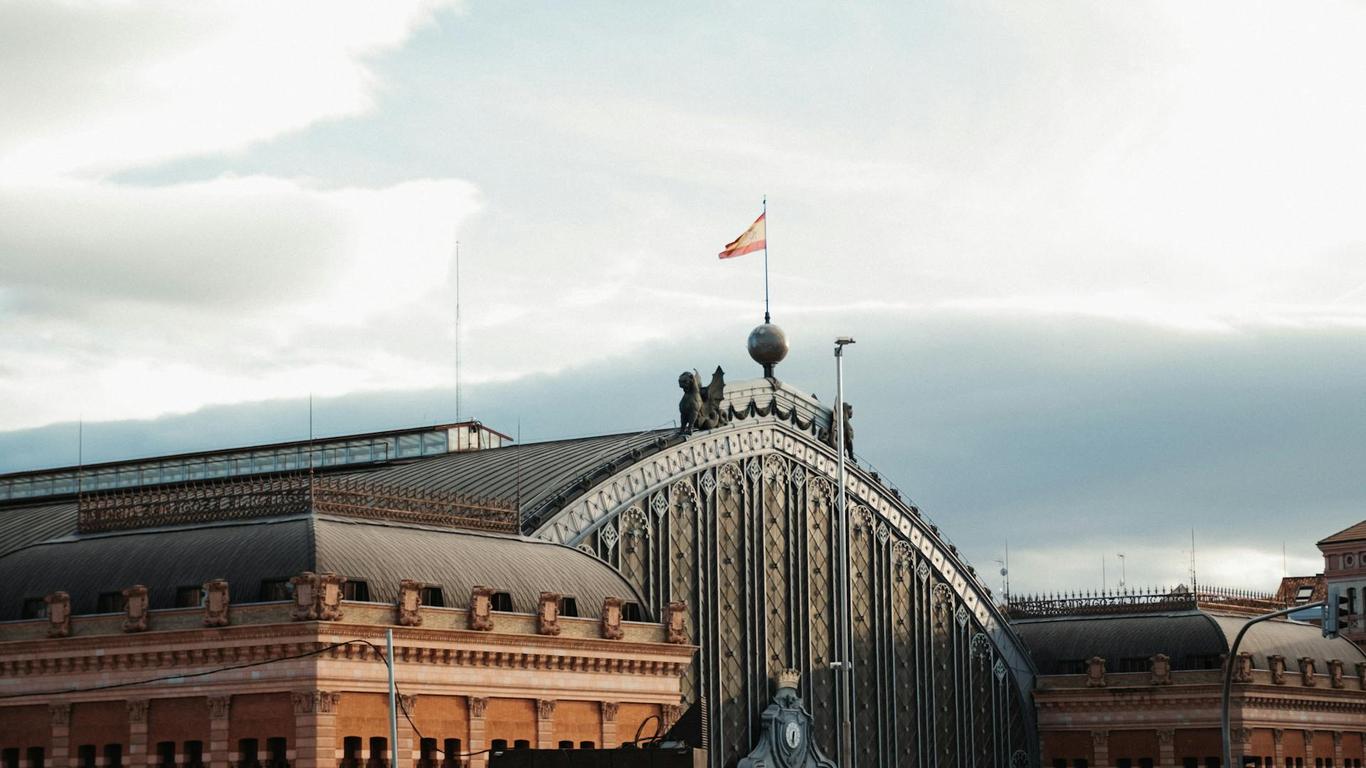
825 402 853 457
678 366 728 432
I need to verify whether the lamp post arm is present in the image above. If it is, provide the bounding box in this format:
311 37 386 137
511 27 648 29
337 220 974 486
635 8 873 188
1221 600 1323 768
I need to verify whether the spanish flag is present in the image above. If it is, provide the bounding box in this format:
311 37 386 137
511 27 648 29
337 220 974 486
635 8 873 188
718 213 766 259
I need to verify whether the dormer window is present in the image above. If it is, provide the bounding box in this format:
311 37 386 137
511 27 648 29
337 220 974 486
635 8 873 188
621 601 644 622
21 597 46 619
490 591 514 612
420 586 445 607
96 591 127 614
560 596 579 617
260 579 293 602
342 581 370 602
175 585 204 607
1296 585 1315 604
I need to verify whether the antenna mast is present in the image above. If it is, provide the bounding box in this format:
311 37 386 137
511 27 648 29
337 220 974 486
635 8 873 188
454 239 462 422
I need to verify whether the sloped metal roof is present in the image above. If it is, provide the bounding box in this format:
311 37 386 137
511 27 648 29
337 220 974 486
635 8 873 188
1013 610 1366 675
0 513 642 621
0 500 77 558
1319 520 1366 546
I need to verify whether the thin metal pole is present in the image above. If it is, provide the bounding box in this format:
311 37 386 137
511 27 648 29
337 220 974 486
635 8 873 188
762 196 770 323
835 341 852 768
1221 600 1322 768
387 628 399 768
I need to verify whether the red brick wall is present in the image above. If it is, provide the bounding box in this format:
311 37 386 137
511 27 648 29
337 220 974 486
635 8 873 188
1175 728 1221 764
1314 731 1336 758
483 699 535 747
0 706 50 749
408 695 468 748
615 703 661 749
1109 730 1159 763
227 693 293 745
1042 731 1094 765
336 693 391 743
148 698 209 746
71 701 128 750
551 701 599 748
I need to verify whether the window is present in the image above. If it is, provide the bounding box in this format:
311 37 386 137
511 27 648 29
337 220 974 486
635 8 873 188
1140 760 1154 768
175 586 204 608
1055 761 1069 768
259 579 292 602
418 739 438 768
622 602 644 622
26 748 44 768
184 742 204 768
1183 760 1199 768
513 741 530 750
1114 657 1148 673
421 586 445 608
490 592 514 612
77 746 95 768
105 745 123 768
342 581 370 602
3 748 19 768
366 737 387 768
1117 759 1132 768
490 740 508 754
21 597 47 619
236 739 259 768
560 596 579 618
96 591 127 613
578 742 594 750
264 738 287 768
440 739 462 768
1073 761 1089 768
1297 585 1316 603
156 742 175 768
557 741 574 750
341 738 362 768
1057 660 1088 675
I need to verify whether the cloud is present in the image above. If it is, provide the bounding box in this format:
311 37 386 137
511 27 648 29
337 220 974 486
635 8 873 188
0 0 458 180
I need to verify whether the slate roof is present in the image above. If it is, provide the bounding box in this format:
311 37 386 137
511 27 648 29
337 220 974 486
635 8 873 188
0 513 642 622
1013 610 1366 675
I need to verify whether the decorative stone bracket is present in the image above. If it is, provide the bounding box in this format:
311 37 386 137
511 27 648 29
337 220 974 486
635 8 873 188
600 597 623 640
1233 651 1254 683
291 571 346 621
664 601 688 644
1086 656 1106 688
538 592 562 636
122 585 149 633
45 591 71 638
1150 653 1172 685
1269 654 1287 685
469 586 494 631
203 579 230 627
1329 658 1345 689
397 579 423 627
1299 657 1317 686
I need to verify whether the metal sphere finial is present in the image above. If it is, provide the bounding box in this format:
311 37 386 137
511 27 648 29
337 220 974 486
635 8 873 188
747 323 789 378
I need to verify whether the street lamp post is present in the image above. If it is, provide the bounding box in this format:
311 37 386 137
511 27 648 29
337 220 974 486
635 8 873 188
834 336 855 767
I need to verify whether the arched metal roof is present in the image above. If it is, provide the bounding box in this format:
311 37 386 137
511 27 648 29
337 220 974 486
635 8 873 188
0 513 644 621
1013 610 1366 674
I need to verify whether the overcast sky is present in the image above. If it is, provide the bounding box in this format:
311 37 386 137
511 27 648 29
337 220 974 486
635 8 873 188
2 1 1364 593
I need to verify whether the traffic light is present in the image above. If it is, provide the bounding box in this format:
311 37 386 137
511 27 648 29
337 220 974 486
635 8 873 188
1324 585 1349 638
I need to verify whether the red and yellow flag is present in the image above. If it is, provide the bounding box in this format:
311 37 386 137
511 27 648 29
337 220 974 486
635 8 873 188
718 213 766 259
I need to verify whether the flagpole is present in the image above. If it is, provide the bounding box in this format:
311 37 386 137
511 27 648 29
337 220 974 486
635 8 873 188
763 195 770 323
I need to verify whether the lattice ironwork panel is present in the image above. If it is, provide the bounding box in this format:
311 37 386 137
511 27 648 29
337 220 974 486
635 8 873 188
805 478 836 757
619 506 650 602
669 481 700 705
930 580 958 762
850 507 878 766
762 456 789 679
716 463 748 763
892 543 919 765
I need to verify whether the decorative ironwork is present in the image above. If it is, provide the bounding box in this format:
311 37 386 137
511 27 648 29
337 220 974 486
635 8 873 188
77 473 518 533
1005 585 1286 619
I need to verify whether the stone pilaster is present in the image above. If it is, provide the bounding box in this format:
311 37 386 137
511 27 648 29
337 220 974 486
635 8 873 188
1304 730 1316 766
1334 731 1344 766
536 700 556 749
291 691 340 768
1156 729 1175 768
207 696 231 768
468 697 488 768
49 704 70 768
1273 729 1285 768
1091 730 1108 768
127 700 150 768
399 695 418 764
1232 727 1253 766
600 702 619 749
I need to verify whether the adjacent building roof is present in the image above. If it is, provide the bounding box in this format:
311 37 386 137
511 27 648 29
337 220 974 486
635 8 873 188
1319 520 1366 547
1013 610 1366 675
0 513 644 621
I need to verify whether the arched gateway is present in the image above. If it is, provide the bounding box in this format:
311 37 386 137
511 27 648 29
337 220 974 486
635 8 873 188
525 375 1039 767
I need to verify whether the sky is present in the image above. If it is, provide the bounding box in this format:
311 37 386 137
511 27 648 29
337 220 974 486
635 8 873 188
2 1 1364 594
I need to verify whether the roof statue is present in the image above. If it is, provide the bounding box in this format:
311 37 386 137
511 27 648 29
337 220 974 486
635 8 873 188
678 366 728 433
824 401 853 458
737 670 837 768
